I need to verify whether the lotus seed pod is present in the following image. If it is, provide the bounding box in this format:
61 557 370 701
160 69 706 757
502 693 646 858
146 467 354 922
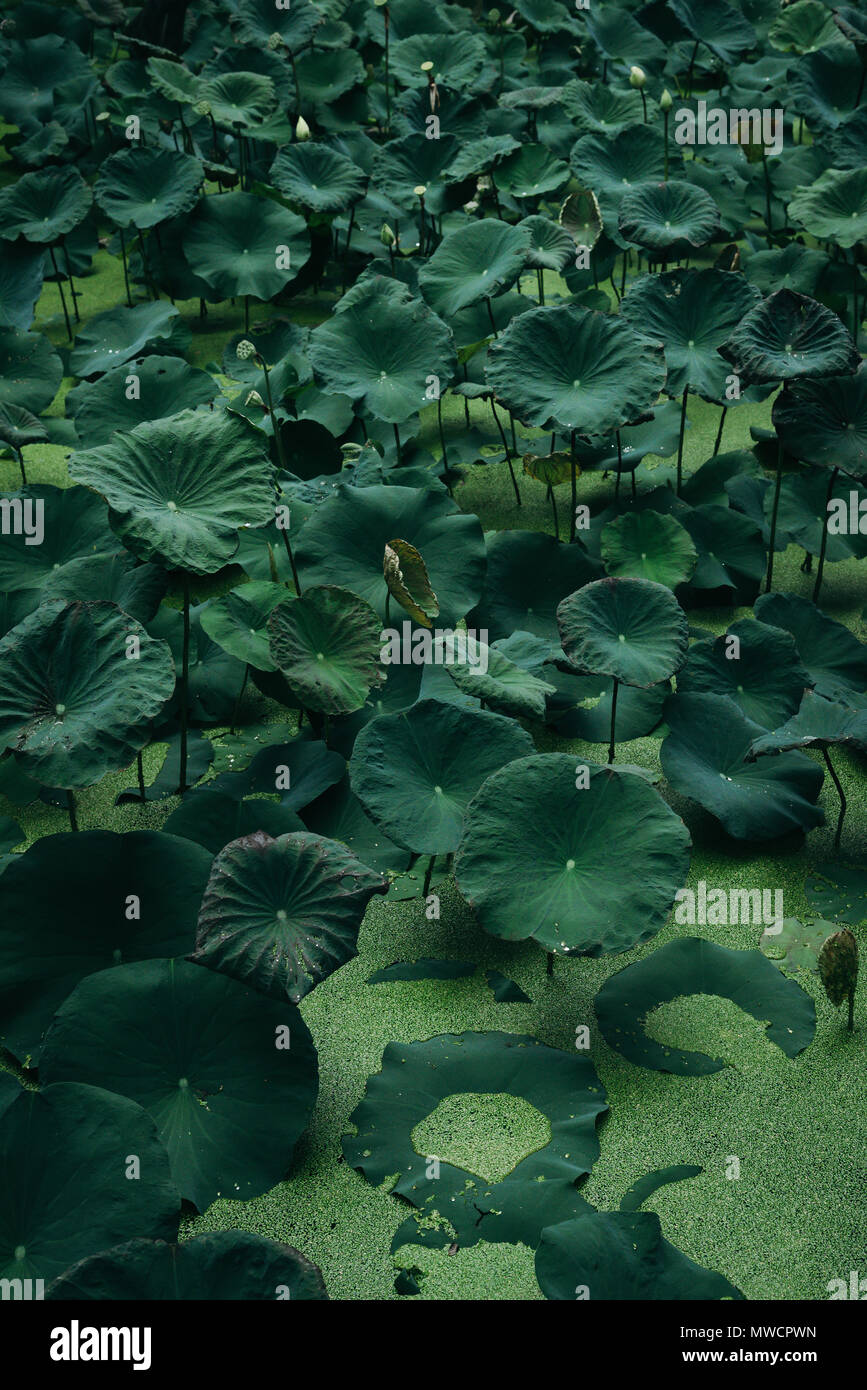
295 115 311 142
629 66 646 88
236 339 257 360
818 929 858 1007
659 87 673 112
267 31 284 49
488 9 501 22
193 100 211 117
380 222 396 247
420 61 434 72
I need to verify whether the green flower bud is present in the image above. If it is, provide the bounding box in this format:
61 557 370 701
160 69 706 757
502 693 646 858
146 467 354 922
818 928 858 1029
380 223 396 247
629 65 646 88
659 87 673 112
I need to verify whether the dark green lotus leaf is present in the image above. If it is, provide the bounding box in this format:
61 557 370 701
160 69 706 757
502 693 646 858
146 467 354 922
511 0 576 34
0 600 174 789
43 552 167 624
200 70 276 129
455 754 690 955
117 730 214 804
199 581 286 672
163 790 304 856
70 408 275 575
760 915 834 974
296 484 485 627
208 736 345 813
621 269 761 401
0 326 61 413
773 371 867 481
619 1165 704 1213
678 618 812 729
519 215 574 273
744 242 828 298
40 958 317 1211
444 642 556 719
789 46 865 133
661 692 825 839
771 466 867 562
571 401 687 474
269 143 367 214
419 220 534 321
494 144 570 200
595 935 816 1075
484 969 532 1004
344 1031 607 1251
185 192 309 300
69 300 185 377
0 484 114 593
369 131 461 217
830 106 867 169
309 280 455 424
0 240 45 332
389 31 486 87
350 699 533 855
234 0 322 48
583 2 668 61
601 511 698 588
0 1083 178 1286
13 118 70 168
618 180 720 256
569 126 671 217
295 48 365 104
0 401 48 460
546 669 669 743
681 502 766 596
66 355 217 448
268 585 385 716
805 863 867 926
48 1231 328 1301
0 34 95 125
469 530 601 643
94 148 203 231
788 168 867 249
558 577 688 688
146 55 201 103
558 187 603 255
0 166 91 244
754 592 867 700
383 537 439 628
769 0 838 52
536 1208 745 1300
487 304 665 435
560 80 644 137
190 828 387 1003
671 0 756 57
720 288 860 384
368 959 476 983
300 772 411 877
749 689 867 759
444 135 521 183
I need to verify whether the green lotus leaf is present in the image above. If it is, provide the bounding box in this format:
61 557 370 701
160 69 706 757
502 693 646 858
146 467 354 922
537 1208 744 1300
300 772 411 877
269 143 367 214
546 668 669 742
660 692 825 839
486 304 665 434
582 2 667 60
208 736 345 812
199 581 286 672
720 288 860 384
744 241 828 297
678 618 812 728
470 530 601 643
268 585 386 716
383 537 439 627
494 144 571 200
350 699 534 855
445 642 556 719
296 484 485 626
163 789 304 856
455 754 691 955
558 576 688 687
830 106 867 168
484 969 531 1003
40 958 318 1211
595 936 816 1075
520 215 575 273
13 118 69 168
0 401 48 463
769 0 838 52
43 553 167 624
146 56 202 104
601 511 698 588
0 240 45 332
0 1083 178 1286
618 1165 705 1213
48 1231 328 1301
569 126 673 225
200 70 276 128
0 483 115 592
295 48 365 104
419 219 534 320
805 863 867 926
511 0 576 34
760 915 835 974
444 135 521 183
0 326 61 413
618 180 720 256
94 147 203 230
309 280 456 424
389 31 486 87
0 165 91 243
234 0 322 48
66 354 217 448
771 466 867 562
185 192 309 300
772 371 867 481
560 80 644 137
621 268 761 401
190 829 387 1002
681 502 766 596
748 689 867 758
557 189 604 260
344 1031 608 1251
754 592 867 700
0 599 175 788
68 300 185 377
70 408 275 574
0 35 95 125
789 46 865 133
788 167 867 249
368 959 476 983
670 0 756 59
521 449 574 488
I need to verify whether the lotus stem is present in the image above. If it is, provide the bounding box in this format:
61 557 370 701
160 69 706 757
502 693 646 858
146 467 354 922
437 393 448 469
686 40 699 99
384 4 391 133
812 466 838 604
392 422 402 464
422 854 435 898
546 951 554 978
663 108 670 180
676 385 688 495
822 746 847 850
608 677 619 764
761 151 773 248
138 231 158 300
48 246 72 340
714 403 727 455
61 239 81 322
13 447 25 487
852 254 860 342
550 485 559 539
765 438 784 592
230 663 249 735
490 398 521 505
67 789 79 833
137 750 146 803
178 575 191 794
485 296 498 338
119 226 133 306
537 267 545 305
570 430 577 542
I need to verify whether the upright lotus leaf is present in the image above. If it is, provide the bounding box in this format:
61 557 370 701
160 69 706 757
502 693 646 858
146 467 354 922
0 327 62 413
444 643 557 720
621 269 762 401
0 240 45 331
146 56 202 104
520 216 575 273
681 503 766 597
601 511 698 588
208 737 345 813
444 135 521 183
0 402 47 471
788 168 867 249
163 789 305 855
68 300 185 377
0 1083 178 1286
309 281 456 424
295 49 365 105
744 242 828 297
595 936 816 1074
190 829 388 1003
70 409 275 574
185 192 309 299
0 483 115 593
235 0 322 48
669 0 756 60
199 70 276 129
370 132 460 217
383 538 438 628
754 592 867 701
618 181 721 256
455 755 691 956
560 81 644 137
344 1031 608 1252
536 1210 746 1301
720 289 860 383
349 699 535 855
66 355 217 448
0 600 175 789
269 144 367 214
389 31 486 87
749 689 867 758
806 863 867 926
569 127 672 218
418 220 534 320
296 484 485 626
199 581 286 672
547 669 669 744
558 187 603 255
40 958 318 1211
486 305 666 434
494 145 570 201
557 577 688 688
678 618 813 728
772 371 867 480
472 530 603 643
0 166 91 243
268 586 385 716
660 692 825 840
94 147 204 229
792 45 867 134
769 0 838 52
0 35 95 126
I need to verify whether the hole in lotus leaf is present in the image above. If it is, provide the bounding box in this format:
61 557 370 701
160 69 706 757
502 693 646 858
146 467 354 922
412 1093 552 1185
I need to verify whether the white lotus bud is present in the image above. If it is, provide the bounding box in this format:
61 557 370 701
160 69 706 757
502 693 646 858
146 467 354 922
629 66 646 88
380 223 396 247
659 87 673 111
295 115 311 142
